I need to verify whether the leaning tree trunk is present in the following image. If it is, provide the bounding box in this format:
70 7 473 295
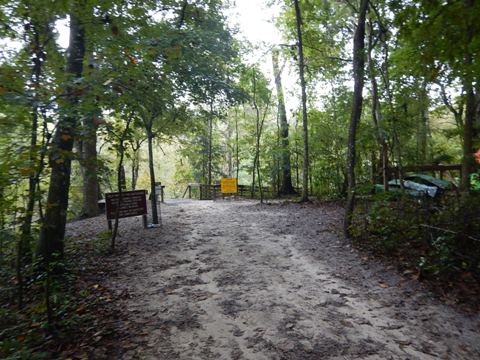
37 8 86 262
294 0 309 202
344 0 369 237
272 49 295 195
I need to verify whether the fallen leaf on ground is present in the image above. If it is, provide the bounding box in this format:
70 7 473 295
379 281 390 288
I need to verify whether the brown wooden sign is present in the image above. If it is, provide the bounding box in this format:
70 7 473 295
105 190 147 220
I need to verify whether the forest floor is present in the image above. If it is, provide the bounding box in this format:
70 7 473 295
66 200 480 360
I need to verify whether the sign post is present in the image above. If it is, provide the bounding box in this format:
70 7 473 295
220 178 238 194
105 190 148 229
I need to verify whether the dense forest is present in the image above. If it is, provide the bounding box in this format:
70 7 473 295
1 0 479 358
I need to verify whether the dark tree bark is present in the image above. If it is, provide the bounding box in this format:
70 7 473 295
37 8 86 261
119 164 126 190
17 26 44 307
294 0 309 202
146 125 160 225
20 26 43 266
460 0 476 194
272 49 295 195
344 0 369 237
462 81 476 194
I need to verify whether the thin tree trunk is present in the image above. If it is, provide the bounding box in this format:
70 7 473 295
272 49 295 195
417 81 429 164
111 118 132 250
251 70 261 200
294 0 309 202
147 127 160 225
131 140 142 190
18 28 42 303
235 108 240 180
344 0 369 236
207 101 213 186
37 7 86 262
119 164 126 190
367 21 388 190
295 119 300 188
276 112 281 196
380 30 404 189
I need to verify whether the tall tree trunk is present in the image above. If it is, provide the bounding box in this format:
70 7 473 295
344 0 369 237
111 117 133 249
417 81 429 164
272 49 295 195
20 27 43 266
251 88 259 198
295 118 300 188
462 84 475 194
37 7 86 261
294 0 309 202
80 114 99 217
119 164 126 190
131 141 141 190
251 70 271 202
207 101 213 186
227 120 234 177
147 126 160 225
235 109 240 180
460 0 476 194
367 21 388 190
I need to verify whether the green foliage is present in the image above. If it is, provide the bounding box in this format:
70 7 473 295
352 194 480 280
471 173 480 192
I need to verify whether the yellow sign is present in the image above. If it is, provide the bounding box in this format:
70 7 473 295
221 178 238 193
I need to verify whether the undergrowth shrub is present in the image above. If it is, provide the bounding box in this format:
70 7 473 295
352 193 480 282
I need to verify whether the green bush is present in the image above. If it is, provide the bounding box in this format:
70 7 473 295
353 193 480 281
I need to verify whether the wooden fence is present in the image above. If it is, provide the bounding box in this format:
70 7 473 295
182 183 279 200
387 164 462 180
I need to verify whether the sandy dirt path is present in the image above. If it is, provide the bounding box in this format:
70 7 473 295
75 200 480 359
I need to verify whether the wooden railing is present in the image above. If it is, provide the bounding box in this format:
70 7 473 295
387 164 462 180
182 183 279 200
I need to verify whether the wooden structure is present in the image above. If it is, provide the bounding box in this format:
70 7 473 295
105 190 148 229
182 183 276 200
155 182 165 203
387 164 462 181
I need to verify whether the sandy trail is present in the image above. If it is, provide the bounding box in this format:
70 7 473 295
75 200 480 359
